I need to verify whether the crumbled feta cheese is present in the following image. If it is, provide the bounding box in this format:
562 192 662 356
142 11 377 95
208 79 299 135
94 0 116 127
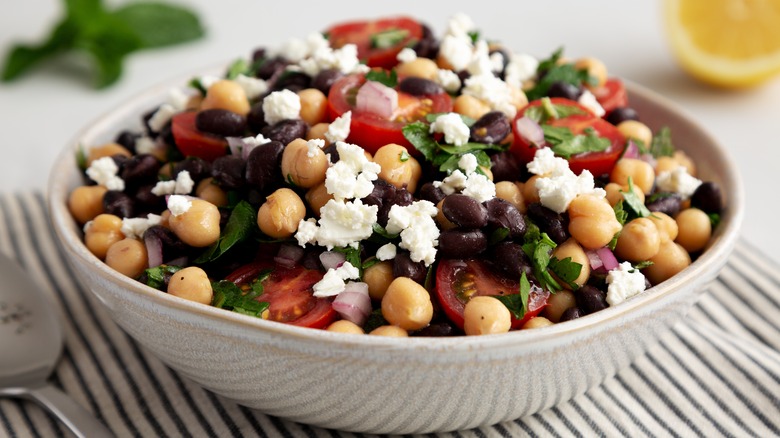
656 166 702 199
325 142 380 201
149 88 190 132
396 47 418 63
578 89 605 117
462 74 517 118
299 43 369 77
504 54 538 89
489 52 505 73
134 136 157 155
458 153 479 174
197 75 221 90
436 69 462 93
432 154 495 202
386 201 439 266
467 40 493 76
325 111 351 144
235 74 268 100
430 113 470 146
439 34 473 72
242 133 271 148
527 147 569 177
151 170 194 196
446 12 476 38
434 169 468 195
86 157 125 191
167 195 192 217
461 172 496 202
277 37 311 63
312 261 360 297
315 199 378 249
528 148 605 213
307 138 325 157
295 218 318 247
376 243 397 261
263 89 301 125
606 262 647 306
121 214 162 239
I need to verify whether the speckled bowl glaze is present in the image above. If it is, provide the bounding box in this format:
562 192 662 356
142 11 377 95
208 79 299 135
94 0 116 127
48 74 743 434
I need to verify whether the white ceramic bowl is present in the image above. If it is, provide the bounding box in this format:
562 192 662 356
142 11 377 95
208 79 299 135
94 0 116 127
48 75 743 434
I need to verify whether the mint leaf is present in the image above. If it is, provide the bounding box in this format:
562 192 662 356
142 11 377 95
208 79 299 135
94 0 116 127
195 200 257 263
649 126 675 158
111 1 205 49
1 20 79 81
365 69 397 87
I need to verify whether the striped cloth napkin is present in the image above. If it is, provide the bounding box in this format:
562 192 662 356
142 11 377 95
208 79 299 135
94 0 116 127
1 192 779 438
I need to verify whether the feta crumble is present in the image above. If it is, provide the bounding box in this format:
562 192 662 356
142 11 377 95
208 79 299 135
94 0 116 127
656 166 702 199
436 69 462 93
309 199 378 249
462 74 517 118
578 89 605 117
148 88 190 132
432 154 495 202
263 89 301 125
504 53 538 89
606 262 647 306
151 170 194 196
86 157 125 191
429 113 470 146
385 201 440 266
527 148 605 213
295 218 318 247
121 214 162 240
134 136 157 155
167 195 192 217
313 261 360 297
234 74 268 100
307 138 325 157
325 111 351 144
324 142 381 201
439 34 473 72
396 47 418 63
376 243 397 261
298 43 370 77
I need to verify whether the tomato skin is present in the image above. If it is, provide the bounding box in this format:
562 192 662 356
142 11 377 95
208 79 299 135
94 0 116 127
435 259 549 330
225 262 337 329
171 111 228 162
326 17 424 69
510 98 626 176
327 74 452 154
591 78 628 116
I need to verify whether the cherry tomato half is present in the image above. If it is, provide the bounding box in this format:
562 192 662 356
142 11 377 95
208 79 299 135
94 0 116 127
435 259 549 330
171 111 228 162
590 78 628 116
225 262 337 329
325 17 424 69
511 98 626 176
327 73 452 154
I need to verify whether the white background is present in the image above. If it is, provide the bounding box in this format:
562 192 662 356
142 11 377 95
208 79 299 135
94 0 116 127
1 0 778 262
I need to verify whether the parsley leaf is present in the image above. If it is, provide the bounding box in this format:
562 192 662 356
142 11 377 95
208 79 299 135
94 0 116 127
143 265 182 290
526 48 591 101
521 230 563 292
649 126 675 158
225 58 250 80
332 245 362 275
426 113 476 127
493 272 531 320
211 274 271 318
362 308 387 332
402 121 503 175
708 213 721 228
524 100 588 124
543 125 610 159
194 200 257 263
633 260 654 270
613 200 628 226
365 69 398 87
370 28 409 49
371 223 400 240
402 121 439 161
620 178 652 220
548 256 582 290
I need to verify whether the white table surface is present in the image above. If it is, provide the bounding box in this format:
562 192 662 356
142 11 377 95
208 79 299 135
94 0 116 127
1 0 777 263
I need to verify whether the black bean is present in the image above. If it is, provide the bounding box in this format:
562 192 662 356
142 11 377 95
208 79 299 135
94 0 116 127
173 157 212 182
418 182 446 205
412 23 439 59
398 77 443 96
393 251 427 284
110 154 129 171
159 123 175 147
245 141 284 191
490 151 524 182
256 57 289 80
527 203 569 244
577 285 608 314
251 48 266 64
438 229 488 259
103 190 134 218
489 48 510 76
470 111 511 144
646 193 682 217
559 307 583 322
195 109 247 137
413 322 457 337
442 194 488 228
311 69 344 95
211 155 246 190
115 130 140 153
379 187 413 227
363 179 397 225
247 101 267 133
142 107 159 135
272 71 311 93
120 154 160 187
261 119 308 146
132 184 165 213
323 143 339 163
144 225 187 261
691 182 723 214
491 241 533 279
547 81 582 100
606 107 639 125
484 198 526 239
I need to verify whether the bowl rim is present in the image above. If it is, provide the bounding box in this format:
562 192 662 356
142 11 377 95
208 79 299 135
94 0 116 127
47 69 745 353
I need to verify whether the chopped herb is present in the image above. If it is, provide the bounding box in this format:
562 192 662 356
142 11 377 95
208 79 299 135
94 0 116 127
399 150 410 162
188 77 207 95
543 125 610 159
194 200 256 263
402 121 439 161
708 213 721 228
332 245 362 275
365 69 397 87
426 112 476 127
488 227 510 246
649 126 675 158
467 30 481 44
620 178 652 220
613 200 628 226
402 121 502 174
492 272 531 320
362 308 387 332
524 99 587 124
370 28 409 49
645 192 675 204
607 230 620 251
76 145 88 170
526 48 591 101
633 260 654 270
225 58 250 79
361 256 380 271
144 265 182 290
211 276 271 318
548 256 582 290
372 223 400 240
521 229 563 292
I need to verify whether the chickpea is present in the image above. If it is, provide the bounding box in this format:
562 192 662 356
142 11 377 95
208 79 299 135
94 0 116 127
617 121 653 147
495 181 526 213
257 188 306 239
542 290 577 323
167 266 213 305
105 238 148 278
522 175 541 204
568 194 623 250
201 79 250 116
644 241 691 285
159 210 172 229
86 143 132 166
369 325 409 337
654 156 678 175
168 199 221 247
575 57 608 88
307 122 330 143
615 218 661 262
381 277 434 331
85 214 124 259
374 144 422 193
463 296 511 335
327 320 365 334
610 158 655 194
656 151 696 176
604 182 644 207
673 151 696 176
522 316 554 329
648 212 678 243
675 208 712 253
551 239 591 288
68 185 108 224
305 182 333 217
196 178 228 207
297 88 328 126
395 57 439 80
453 94 491 121
363 261 394 301
280 138 328 189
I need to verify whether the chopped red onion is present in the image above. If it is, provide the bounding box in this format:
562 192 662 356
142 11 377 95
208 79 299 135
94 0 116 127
144 233 164 268
622 140 639 159
319 251 346 271
586 247 620 273
275 244 304 268
356 80 398 119
515 116 545 148
639 152 657 169
332 284 371 326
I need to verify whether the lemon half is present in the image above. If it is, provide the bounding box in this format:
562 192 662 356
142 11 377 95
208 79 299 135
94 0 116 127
664 0 780 88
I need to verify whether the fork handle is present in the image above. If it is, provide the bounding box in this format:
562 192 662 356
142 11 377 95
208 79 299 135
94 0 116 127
26 383 114 438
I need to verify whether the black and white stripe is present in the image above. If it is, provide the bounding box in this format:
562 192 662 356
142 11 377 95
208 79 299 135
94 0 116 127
1 193 779 438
